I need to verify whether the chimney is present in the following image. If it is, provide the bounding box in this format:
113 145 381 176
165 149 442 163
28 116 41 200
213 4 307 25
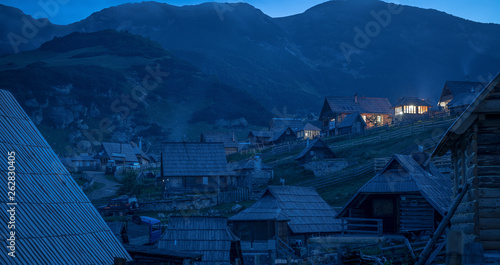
354 93 358 103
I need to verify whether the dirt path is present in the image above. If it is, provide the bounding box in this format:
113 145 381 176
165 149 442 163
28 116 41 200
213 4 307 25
85 171 120 200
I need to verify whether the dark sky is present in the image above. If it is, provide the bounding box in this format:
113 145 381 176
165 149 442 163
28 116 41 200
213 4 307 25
3 0 500 25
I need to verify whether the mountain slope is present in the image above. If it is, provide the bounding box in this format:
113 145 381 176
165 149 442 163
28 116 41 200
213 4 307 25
0 30 271 154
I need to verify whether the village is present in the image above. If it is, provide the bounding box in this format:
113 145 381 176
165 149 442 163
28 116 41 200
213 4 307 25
1 74 499 265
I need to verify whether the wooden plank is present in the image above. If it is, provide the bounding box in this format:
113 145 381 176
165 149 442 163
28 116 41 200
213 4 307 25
479 230 500 241
477 134 500 145
479 218 500 230
477 144 500 155
451 222 478 235
477 166 500 176
476 100 500 112
451 213 477 224
479 208 500 218
482 241 500 250
477 155 500 166
479 198 500 208
456 200 478 214
479 188 500 198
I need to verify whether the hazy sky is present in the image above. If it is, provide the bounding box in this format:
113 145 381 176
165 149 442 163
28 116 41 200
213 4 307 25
3 0 500 25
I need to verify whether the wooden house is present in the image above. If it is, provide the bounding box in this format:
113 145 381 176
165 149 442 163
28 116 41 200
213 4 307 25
268 127 297 144
67 153 99 171
125 245 202 265
336 112 366 135
157 216 242 265
295 139 336 164
319 94 392 134
392 97 432 122
269 117 304 131
132 145 150 166
232 155 273 188
160 142 238 193
0 89 131 263
432 73 500 251
337 153 451 235
247 130 273 145
438 81 485 115
200 131 239 155
96 142 139 170
229 186 341 259
296 123 321 140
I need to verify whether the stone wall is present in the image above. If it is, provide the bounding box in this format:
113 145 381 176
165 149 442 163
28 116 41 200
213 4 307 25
304 159 349 177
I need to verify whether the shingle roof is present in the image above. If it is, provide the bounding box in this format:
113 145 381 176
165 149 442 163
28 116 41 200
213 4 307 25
230 186 341 233
248 130 273 138
447 92 479 108
161 142 229 176
270 118 304 131
337 154 452 217
337 112 366 128
295 138 336 160
434 73 500 156
101 142 139 162
391 97 432 108
200 131 239 148
444 81 484 95
299 123 321 132
0 89 131 264
157 216 238 265
325 96 392 115
268 127 296 142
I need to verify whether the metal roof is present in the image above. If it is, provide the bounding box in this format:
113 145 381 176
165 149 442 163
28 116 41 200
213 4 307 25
337 154 452 217
157 216 238 265
433 73 500 156
0 89 131 264
161 142 229 177
230 186 341 234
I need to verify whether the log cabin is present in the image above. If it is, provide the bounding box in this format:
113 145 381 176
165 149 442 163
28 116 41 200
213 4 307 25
433 73 500 251
392 97 432 122
0 89 131 263
337 153 451 235
336 112 367 135
296 123 321 140
295 138 336 164
319 94 392 135
438 81 485 115
200 131 239 155
96 142 139 170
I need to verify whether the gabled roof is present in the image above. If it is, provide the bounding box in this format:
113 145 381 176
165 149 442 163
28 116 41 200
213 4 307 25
337 154 452 217
433 73 500 156
161 142 229 177
101 142 139 162
298 122 321 132
325 96 392 115
157 216 238 265
268 127 296 142
295 138 336 160
230 186 341 233
440 81 484 101
270 118 304 131
200 131 239 148
391 97 432 108
337 112 366 128
248 130 273 138
132 145 150 161
447 92 480 108
0 89 131 264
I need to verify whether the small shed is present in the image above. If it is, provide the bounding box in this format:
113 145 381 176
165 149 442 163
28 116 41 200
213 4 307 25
295 139 336 164
433 73 500 250
157 216 242 265
336 112 366 135
160 142 237 193
392 97 432 121
337 153 451 235
268 127 296 144
200 131 239 155
296 123 321 140
96 142 139 170
247 130 273 145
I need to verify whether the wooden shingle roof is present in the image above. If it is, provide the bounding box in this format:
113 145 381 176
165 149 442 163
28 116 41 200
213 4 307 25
337 112 366 128
157 216 238 265
200 131 239 148
101 142 138 162
391 97 432 108
325 96 392 115
295 139 336 160
230 186 341 234
161 142 229 177
0 90 131 264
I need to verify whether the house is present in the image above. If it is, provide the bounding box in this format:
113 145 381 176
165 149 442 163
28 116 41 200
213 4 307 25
295 139 336 164
296 123 321 140
157 216 242 265
232 155 273 188
200 131 239 155
438 81 485 115
125 245 202 265
319 94 393 134
132 145 150 166
269 117 304 131
65 153 99 172
392 97 432 122
96 142 139 170
247 130 273 145
160 142 238 193
229 186 341 259
336 112 366 135
337 153 452 235
268 127 297 144
0 89 131 263
432 73 500 251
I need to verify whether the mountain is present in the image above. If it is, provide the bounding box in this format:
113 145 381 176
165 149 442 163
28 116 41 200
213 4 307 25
0 30 271 153
1 1 500 112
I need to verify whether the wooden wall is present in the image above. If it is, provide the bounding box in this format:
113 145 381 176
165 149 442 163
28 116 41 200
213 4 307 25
399 194 434 233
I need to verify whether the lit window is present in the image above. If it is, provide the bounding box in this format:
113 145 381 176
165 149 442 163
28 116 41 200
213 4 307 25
377 116 381 122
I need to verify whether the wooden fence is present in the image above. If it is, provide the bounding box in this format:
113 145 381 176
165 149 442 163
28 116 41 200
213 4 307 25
217 188 250 204
340 218 384 236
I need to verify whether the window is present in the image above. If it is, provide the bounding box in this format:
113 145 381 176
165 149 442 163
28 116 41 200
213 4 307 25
395 106 403 115
418 106 428 114
202 177 208 185
377 116 381 123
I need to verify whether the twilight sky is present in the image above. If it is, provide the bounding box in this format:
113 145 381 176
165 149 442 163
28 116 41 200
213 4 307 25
3 0 500 25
